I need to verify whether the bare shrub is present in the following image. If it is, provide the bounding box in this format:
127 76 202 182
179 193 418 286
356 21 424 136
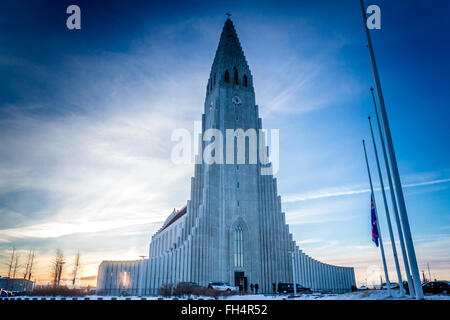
193 286 235 298
161 283 242 298
173 283 197 296
158 283 173 296
28 286 85 297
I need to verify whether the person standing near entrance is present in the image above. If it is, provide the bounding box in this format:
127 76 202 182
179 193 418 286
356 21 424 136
236 280 241 294
255 283 259 294
250 283 254 293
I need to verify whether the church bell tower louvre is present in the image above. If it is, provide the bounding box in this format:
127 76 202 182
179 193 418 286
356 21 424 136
96 18 356 296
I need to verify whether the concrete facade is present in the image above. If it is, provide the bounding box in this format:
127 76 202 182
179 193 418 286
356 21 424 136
97 18 355 296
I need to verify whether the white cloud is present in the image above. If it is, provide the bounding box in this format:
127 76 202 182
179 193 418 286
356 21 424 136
0 46 209 244
283 177 450 203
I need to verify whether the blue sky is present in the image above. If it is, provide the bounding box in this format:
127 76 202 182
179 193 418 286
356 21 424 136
0 0 449 286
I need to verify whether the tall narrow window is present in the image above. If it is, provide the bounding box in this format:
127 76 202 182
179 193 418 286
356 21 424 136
225 70 230 83
233 67 239 84
234 225 243 267
243 75 248 87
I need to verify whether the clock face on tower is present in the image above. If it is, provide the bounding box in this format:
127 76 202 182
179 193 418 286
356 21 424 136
232 95 242 105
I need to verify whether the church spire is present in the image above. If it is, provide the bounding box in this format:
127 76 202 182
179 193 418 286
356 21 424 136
207 17 253 94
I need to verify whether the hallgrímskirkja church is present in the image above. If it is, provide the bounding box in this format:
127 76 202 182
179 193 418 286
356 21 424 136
97 18 355 295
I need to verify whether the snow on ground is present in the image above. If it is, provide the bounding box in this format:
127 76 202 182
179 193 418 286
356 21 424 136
222 290 450 300
3 290 450 300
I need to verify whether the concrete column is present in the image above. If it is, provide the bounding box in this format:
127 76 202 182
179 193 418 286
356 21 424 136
180 246 184 283
174 250 177 285
264 175 275 288
156 256 162 293
163 253 168 286
169 251 174 285
336 267 340 293
317 261 323 290
100 263 105 294
314 261 319 290
307 257 313 290
313 260 318 290
152 258 157 295
346 268 351 291
306 256 312 289
351 268 356 289
261 176 269 293
320 263 327 290
300 253 306 287
162 254 165 289
343 268 348 292
168 252 172 285
179 246 183 283
139 260 144 296
171 251 175 285
317 262 324 290
119 263 124 296
193 233 198 283
266 175 281 285
187 239 192 282
312 260 318 290
100 262 109 294
126 262 130 294
198 215 203 286
342 268 346 291
109 263 112 293
327 265 332 290
148 259 153 295
172 250 176 285
161 255 166 288
106 263 111 294
331 266 338 292
175 249 180 284
114 263 120 295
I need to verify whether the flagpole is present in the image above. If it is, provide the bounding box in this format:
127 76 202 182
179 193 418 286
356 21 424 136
360 0 424 299
370 88 415 297
368 116 405 296
362 139 391 297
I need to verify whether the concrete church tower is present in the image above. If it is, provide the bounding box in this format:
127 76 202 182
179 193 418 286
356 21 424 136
96 18 356 295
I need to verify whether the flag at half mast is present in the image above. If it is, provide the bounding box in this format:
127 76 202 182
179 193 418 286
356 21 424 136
371 193 380 247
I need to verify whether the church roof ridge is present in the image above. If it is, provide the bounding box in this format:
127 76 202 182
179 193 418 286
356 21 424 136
155 205 188 235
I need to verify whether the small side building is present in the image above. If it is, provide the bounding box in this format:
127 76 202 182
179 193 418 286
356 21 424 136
0 277 34 292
